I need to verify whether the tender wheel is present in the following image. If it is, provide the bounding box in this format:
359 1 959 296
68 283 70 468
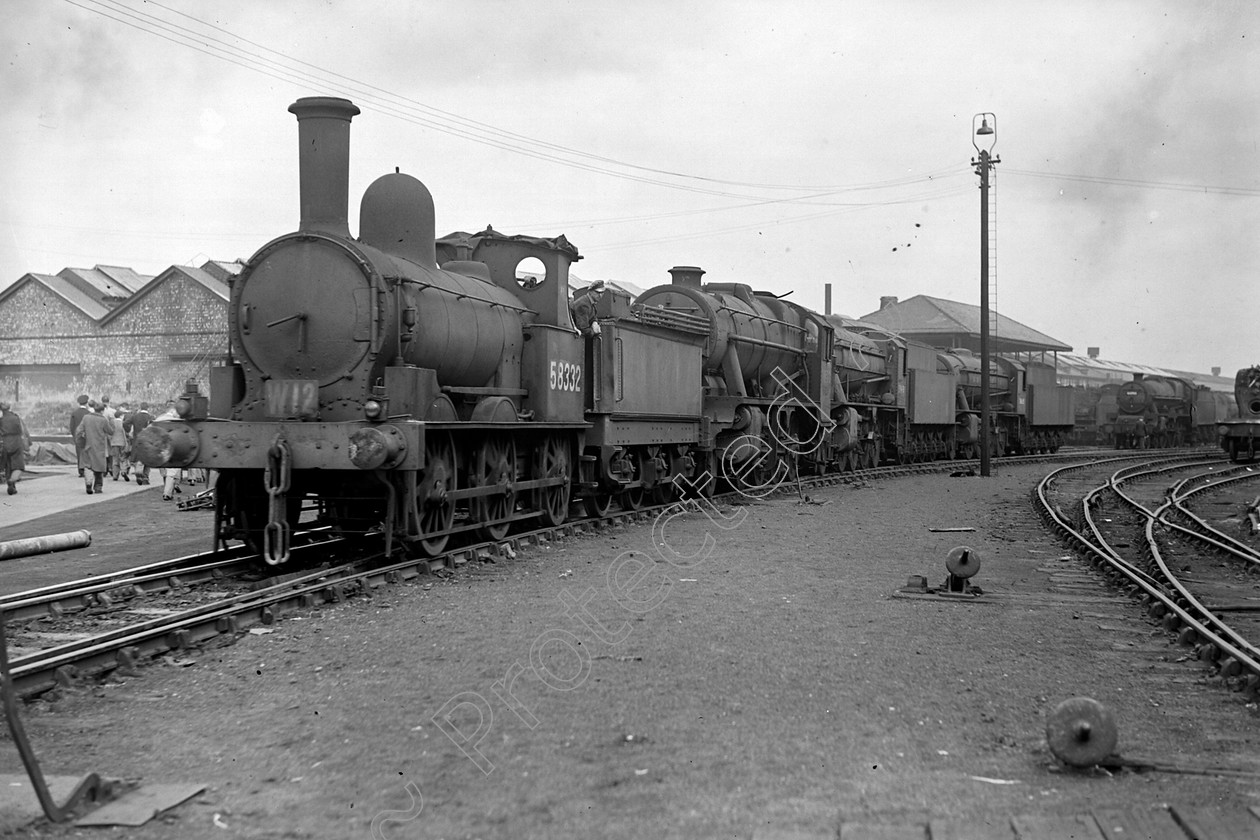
649 482 675 505
473 435 516 541
676 453 716 501
534 434 571 528
584 490 615 518
417 433 456 555
620 486 645 511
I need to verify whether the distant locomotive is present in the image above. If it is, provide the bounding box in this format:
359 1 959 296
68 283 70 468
137 96 1075 564
1111 374 1232 448
1220 365 1260 462
1090 383 1121 446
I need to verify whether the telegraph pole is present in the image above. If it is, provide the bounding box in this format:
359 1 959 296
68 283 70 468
972 113 999 477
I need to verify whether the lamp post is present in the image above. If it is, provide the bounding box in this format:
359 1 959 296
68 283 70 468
972 113 999 477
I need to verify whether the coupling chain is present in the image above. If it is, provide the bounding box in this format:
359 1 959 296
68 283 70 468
263 435 292 564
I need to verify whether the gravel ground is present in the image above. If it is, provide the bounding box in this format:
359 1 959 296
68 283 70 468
1 463 1258 839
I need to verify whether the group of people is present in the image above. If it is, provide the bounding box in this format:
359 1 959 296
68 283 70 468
68 395 165 495
0 394 191 500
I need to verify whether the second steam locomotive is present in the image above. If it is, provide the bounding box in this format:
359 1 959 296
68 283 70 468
138 96 1075 563
1108 374 1234 449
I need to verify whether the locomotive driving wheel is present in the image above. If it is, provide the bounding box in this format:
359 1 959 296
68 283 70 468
533 434 571 528
415 433 456 555
472 434 516 541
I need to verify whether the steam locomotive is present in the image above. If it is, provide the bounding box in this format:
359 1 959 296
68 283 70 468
137 96 1074 564
1109 374 1234 449
1220 365 1260 462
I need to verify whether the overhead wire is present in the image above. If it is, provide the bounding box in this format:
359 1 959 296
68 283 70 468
68 0 961 203
599 183 975 251
145 0 949 194
51 0 1254 261
1003 167 1260 197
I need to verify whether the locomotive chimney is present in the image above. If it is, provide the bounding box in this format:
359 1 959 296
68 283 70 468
288 97 361 237
880 296 898 310
1212 366 1221 377
668 266 705 289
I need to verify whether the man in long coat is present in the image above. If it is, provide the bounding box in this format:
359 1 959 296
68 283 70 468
0 401 30 494
75 402 114 495
68 394 89 477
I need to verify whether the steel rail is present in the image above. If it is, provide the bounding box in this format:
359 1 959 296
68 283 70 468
1160 469 1260 569
1036 454 1260 691
7 541 372 697
0 528 340 625
1143 498 1260 669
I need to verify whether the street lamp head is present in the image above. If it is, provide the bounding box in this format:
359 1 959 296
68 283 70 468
972 112 997 155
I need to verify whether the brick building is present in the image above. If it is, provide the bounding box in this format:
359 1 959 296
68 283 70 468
0 260 240 410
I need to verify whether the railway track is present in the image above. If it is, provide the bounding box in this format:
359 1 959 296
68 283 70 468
0 446 1116 700
1035 450 1260 696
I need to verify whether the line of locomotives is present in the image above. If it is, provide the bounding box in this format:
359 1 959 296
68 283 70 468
138 96 1076 564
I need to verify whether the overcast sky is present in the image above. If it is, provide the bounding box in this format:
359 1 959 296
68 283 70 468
3 0 1257 376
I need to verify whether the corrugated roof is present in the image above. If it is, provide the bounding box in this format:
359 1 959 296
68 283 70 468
95 265 150 294
200 260 245 282
859 294 1071 353
0 273 110 320
1057 354 1167 376
57 266 141 305
1059 353 1236 390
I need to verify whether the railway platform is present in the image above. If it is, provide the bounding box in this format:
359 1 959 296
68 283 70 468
0 464 153 526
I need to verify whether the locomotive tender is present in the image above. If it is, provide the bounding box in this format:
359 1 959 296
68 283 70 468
1220 365 1260 462
138 96 1074 564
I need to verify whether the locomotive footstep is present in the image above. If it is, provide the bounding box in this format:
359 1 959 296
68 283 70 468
1045 696 1118 768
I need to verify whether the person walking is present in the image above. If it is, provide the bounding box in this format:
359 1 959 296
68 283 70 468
69 394 89 477
124 402 154 485
100 396 123 480
0 401 31 495
111 401 131 481
75 401 114 495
